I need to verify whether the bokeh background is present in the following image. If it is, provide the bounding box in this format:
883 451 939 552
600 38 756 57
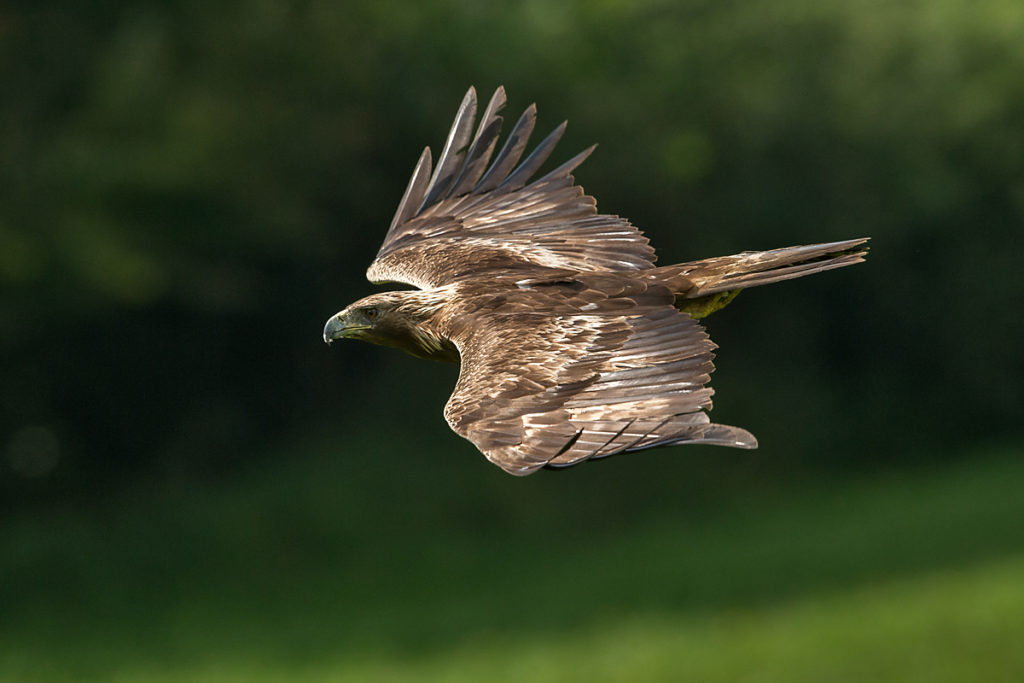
3 1 1023 681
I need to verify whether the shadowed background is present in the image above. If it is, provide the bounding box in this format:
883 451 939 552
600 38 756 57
2 1 1023 681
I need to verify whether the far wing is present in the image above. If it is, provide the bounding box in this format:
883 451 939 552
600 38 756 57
366 87 656 289
442 278 756 476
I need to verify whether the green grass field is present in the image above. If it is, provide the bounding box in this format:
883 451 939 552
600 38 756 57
3 438 1023 682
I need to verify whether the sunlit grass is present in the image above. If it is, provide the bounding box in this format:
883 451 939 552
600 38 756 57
19 555 1020 683
2 442 1023 682
137 556 1023 683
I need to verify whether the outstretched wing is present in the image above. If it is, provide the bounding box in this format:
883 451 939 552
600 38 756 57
442 277 756 476
366 87 657 289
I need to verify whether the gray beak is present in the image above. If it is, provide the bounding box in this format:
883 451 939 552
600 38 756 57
323 314 346 344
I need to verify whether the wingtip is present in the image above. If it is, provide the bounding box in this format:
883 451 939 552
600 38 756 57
730 429 758 449
386 145 433 234
575 142 598 166
485 86 507 119
704 424 759 449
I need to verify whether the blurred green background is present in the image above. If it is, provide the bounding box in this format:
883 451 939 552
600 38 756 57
2 1 1023 680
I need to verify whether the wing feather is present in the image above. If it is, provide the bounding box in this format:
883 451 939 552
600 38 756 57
419 87 478 210
473 103 537 194
386 147 432 236
368 87 656 288
495 121 567 193
449 87 507 196
443 280 756 476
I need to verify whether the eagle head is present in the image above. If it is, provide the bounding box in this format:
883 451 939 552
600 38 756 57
323 290 458 362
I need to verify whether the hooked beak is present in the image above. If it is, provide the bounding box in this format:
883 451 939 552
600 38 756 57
323 312 367 344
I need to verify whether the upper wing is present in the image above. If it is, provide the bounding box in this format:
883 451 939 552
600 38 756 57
366 87 657 289
442 277 756 476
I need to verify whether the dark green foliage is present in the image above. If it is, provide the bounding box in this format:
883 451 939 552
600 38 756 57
3 440 1024 680
2 1 1022 495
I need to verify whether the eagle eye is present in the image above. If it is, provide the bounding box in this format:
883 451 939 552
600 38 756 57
364 307 379 320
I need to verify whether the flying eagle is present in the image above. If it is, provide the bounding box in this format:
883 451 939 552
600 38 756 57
324 87 868 476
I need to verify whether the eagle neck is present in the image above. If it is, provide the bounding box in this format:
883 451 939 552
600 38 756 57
394 285 460 362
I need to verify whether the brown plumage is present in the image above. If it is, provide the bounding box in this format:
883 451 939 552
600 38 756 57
324 87 868 476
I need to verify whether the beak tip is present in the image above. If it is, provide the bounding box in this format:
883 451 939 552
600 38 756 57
323 315 343 345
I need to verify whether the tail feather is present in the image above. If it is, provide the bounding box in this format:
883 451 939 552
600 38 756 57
653 238 869 298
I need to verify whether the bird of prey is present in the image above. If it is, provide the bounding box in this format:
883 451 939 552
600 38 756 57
324 86 867 476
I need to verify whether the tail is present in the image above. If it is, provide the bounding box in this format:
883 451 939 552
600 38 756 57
652 238 869 299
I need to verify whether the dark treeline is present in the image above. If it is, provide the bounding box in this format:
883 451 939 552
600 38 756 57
3 1 1022 501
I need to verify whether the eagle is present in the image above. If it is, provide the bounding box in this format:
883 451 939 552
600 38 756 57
324 87 868 476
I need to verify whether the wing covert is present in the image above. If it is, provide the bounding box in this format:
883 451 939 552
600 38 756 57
442 280 756 476
367 87 657 289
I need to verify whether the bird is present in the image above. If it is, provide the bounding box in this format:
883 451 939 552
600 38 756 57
324 86 868 476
